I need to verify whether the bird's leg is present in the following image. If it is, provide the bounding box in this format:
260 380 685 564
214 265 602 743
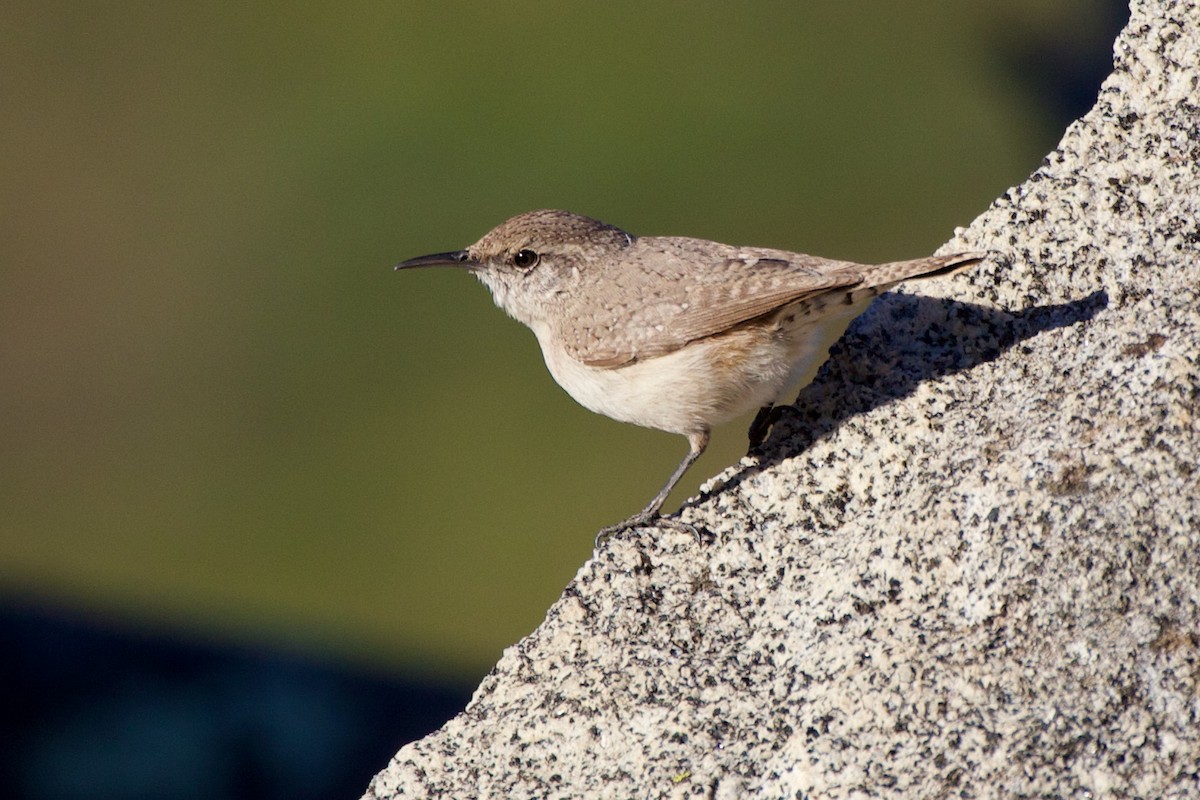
595 430 710 547
747 404 775 450
744 402 801 453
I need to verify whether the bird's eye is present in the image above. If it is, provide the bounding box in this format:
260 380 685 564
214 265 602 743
513 249 540 269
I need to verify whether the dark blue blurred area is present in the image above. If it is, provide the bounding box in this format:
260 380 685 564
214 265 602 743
0 601 471 800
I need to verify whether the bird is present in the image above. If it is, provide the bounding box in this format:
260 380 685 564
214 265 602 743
396 209 984 543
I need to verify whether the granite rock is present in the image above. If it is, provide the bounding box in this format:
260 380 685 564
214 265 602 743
365 1 1200 796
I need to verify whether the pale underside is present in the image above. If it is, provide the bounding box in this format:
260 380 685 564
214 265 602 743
533 292 873 436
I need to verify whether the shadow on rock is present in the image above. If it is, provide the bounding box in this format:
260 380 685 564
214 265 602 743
698 288 1109 504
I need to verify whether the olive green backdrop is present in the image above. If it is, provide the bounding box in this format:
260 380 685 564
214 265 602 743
1 2 1118 681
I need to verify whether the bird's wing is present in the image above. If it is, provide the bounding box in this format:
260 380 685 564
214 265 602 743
561 239 864 368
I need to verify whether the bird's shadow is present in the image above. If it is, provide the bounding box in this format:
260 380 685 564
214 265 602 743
689 288 1110 507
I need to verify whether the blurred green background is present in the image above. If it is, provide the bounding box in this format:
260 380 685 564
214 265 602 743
2 1 1123 688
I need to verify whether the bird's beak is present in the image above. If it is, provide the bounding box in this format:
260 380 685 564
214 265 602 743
394 250 480 271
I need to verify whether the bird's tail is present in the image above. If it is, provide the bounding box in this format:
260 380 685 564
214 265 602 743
862 251 988 288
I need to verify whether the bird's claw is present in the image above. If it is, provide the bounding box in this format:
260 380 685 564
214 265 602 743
594 513 710 548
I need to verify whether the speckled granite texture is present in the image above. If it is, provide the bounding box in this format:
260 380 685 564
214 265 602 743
365 1 1200 797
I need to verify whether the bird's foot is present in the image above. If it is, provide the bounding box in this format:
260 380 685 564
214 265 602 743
594 511 710 548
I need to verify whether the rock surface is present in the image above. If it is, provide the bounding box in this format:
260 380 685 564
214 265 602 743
365 1 1200 796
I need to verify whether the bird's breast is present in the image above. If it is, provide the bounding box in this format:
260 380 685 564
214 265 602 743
530 321 808 436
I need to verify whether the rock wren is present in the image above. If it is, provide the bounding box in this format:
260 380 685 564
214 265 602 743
396 209 984 542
